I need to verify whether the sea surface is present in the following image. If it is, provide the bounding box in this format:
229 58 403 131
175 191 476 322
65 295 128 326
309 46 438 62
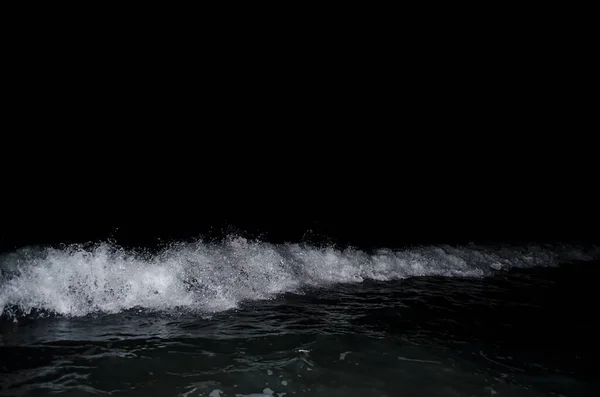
1 238 599 396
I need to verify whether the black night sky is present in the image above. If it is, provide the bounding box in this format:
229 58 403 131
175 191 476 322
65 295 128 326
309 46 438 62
2 123 597 252
2 25 596 253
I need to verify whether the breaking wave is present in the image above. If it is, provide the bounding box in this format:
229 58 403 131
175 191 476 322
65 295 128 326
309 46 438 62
0 237 597 318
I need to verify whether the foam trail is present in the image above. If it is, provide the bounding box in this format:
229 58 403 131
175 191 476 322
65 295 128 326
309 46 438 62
0 238 597 318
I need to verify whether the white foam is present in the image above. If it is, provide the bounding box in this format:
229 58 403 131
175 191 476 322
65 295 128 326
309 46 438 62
0 238 597 318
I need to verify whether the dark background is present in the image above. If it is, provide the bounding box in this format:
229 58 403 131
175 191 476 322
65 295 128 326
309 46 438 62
3 74 597 252
2 16 596 252
2 125 597 252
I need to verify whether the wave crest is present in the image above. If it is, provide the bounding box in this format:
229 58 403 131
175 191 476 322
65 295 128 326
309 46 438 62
0 238 597 318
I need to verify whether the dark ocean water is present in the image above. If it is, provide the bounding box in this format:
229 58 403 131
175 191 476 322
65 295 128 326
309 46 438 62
1 238 599 396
